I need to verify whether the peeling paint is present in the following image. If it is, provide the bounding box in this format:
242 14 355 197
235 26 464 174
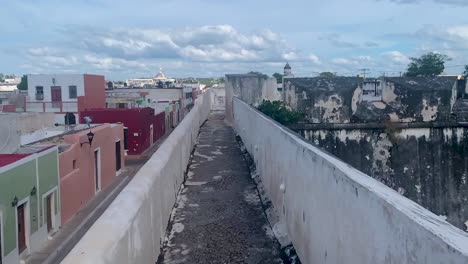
382 82 398 103
372 133 393 173
395 128 431 141
314 94 343 123
388 113 399 122
421 99 439 122
351 87 362 114
373 102 386 109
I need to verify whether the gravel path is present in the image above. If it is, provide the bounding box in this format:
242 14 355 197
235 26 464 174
158 112 282 264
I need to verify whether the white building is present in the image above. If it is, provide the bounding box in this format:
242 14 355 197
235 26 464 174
26 74 105 123
127 69 176 88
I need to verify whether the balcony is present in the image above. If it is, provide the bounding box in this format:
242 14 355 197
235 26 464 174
35 93 44 100
25 101 78 113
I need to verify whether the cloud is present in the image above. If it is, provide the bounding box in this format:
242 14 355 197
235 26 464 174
319 33 359 48
282 51 298 61
308 54 321 65
364 41 380 47
332 58 357 66
383 51 410 64
70 25 290 62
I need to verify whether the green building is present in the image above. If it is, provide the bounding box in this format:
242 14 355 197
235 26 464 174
0 146 61 264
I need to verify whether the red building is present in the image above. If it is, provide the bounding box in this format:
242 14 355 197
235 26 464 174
79 107 165 155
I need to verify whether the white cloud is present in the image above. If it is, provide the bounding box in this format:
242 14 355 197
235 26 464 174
282 51 298 61
308 54 321 65
332 58 357 66
383 51 410 64
75 25 290 62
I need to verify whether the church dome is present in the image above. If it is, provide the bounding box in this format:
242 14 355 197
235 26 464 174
284 63 291 70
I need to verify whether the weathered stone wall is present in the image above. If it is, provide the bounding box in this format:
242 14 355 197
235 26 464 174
225 73 280 123
234 97 468 264
285 77 463 123
293 123 468 230
210 85 225 111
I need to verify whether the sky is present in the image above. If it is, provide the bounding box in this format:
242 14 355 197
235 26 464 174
1 0 468 80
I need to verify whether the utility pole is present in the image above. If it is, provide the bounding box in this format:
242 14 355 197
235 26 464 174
359 68 370 79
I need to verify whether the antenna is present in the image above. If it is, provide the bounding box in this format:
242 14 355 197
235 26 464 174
359 68 370 79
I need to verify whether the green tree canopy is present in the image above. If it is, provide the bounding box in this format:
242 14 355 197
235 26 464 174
463 65 468 79
272 72 283 83
405 52 451 77
257 100 304 126
319 72 336 78
17 75 28 90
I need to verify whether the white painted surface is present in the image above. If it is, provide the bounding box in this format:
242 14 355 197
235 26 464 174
27 74 85 103
0 114 20 153
61 90 212 264
115 88 183 104
233 97 468 264
210 87 225 111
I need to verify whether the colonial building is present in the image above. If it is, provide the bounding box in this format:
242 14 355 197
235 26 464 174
0 146 60 264
79 108 166 156
26 74 106 124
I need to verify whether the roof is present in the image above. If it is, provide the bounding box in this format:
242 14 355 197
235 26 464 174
384 76 458 91
225 73 269 78
155 71 167 79
0 84 18 92
21 124 99 145
285 77 363 91
284 63 291 69
0 154 31 167
0 145 54 167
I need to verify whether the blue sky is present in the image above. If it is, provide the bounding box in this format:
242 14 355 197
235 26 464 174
1 0 468 80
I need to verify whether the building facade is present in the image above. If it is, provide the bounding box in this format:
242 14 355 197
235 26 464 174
26 74 105 123
0 147 60 264
283 76 466 123
79 108 166 156
57 124 125 224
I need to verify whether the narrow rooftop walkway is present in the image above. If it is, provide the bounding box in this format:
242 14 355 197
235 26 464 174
158 112 282 264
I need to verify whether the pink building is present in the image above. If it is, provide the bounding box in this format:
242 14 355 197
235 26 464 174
58 123 125 224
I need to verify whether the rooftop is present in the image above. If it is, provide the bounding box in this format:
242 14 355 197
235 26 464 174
0 145 54 167
0 154 31 167
21 124 100 145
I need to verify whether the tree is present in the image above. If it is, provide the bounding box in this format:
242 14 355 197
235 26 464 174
17 75 28 90
107 81 114 89
272 72 283 83
319 72 336 78
0 73 4 82
463 65 468 79
257 100 304 126
124 82 128 87
405 52 451 77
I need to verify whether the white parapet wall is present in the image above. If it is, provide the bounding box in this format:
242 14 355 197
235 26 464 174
232 97 468 264
61 90 212 264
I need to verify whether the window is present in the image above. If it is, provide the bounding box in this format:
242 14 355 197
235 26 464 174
115 141 121 172
123 128 128 150
35 86 44 100
69 85 77 99
72 160 77 169
362 81 383 102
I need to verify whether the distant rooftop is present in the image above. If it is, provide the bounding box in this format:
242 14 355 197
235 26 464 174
0 146 54 168
21 124 100 145
0 154 30 167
